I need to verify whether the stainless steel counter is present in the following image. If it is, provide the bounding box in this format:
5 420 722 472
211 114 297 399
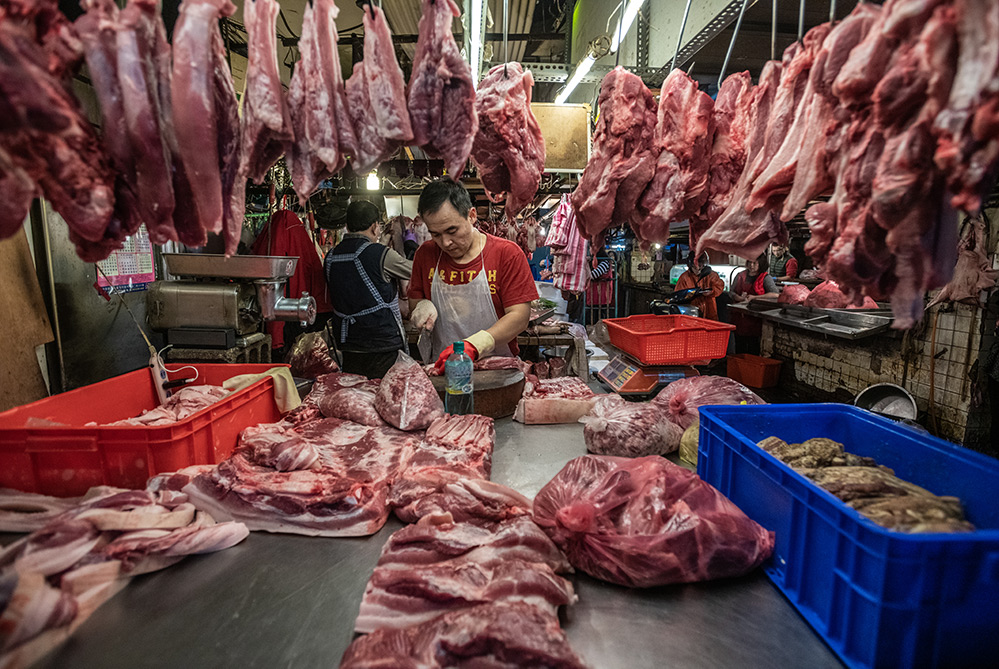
32 418 844 669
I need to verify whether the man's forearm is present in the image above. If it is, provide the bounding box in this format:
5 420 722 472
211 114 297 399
485 305 531 350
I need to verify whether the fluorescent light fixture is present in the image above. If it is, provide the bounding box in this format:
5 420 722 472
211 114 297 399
554 53 595 104
654 243 661 249
469 0 486 83
366 172 380 191
610 0 644 53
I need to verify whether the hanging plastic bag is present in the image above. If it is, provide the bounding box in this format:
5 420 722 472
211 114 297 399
375 351 445 431
286 332 339 379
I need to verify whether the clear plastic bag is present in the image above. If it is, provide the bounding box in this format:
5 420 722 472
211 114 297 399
375 351 444 431
652 376 764 430
579 395 682 458
319 386 386 427
533 455 774 588
285 332 339 379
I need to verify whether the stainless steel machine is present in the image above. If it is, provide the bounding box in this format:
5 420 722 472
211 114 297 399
147 254 317 362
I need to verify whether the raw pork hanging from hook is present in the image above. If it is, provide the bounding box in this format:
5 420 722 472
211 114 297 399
287 0 359 204
407 0 478 179
470 62 546 220
345 2 414 174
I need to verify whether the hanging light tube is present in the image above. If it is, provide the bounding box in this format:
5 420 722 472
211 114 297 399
554 52 596 104
469 0 487 82
609 0 644 53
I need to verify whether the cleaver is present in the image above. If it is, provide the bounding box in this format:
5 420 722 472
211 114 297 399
417 329 433 363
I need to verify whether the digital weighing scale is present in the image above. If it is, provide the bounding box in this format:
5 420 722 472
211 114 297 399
598 354 699 397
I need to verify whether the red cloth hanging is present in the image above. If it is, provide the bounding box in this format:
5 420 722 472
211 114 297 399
250 210 332 349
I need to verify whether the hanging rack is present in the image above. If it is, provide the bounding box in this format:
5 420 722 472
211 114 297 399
771 0 777 60
718 0 750 85
669 0 694 72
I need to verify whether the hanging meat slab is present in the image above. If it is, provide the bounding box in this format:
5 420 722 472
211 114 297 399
241 0 294 185
630 68 715 246
408 0 477 179
470 62 545 219
345 4 413 174
571 66 657 246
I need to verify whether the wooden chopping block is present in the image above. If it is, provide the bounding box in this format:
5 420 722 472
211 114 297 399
430 369 525 419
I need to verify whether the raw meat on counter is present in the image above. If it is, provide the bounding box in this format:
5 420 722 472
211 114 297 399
345 4 413 173
759 436 974 533
285 332 339 379
388 414 495 520
533 455 775 588
375 352 444 431
181 417 422 536
513 377 598 425
0 488 247 666
470 63 546 219
652 376 764 431
375 515 571 574
579 395 683 458
354 556 576 633
319 386 386 427
423 355 531 377
802 280 879 309
571 66 658 245
240 0 294 184
407 0 477 178
390 479 532 526
778 284 812 305
340 602 588 669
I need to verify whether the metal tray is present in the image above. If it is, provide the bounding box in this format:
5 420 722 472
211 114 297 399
164 254 299 280
732 303 893 340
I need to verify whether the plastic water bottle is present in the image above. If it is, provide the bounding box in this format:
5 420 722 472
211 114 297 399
445 341 474 415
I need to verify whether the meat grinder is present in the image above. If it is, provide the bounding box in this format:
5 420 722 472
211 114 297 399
146 254 317 359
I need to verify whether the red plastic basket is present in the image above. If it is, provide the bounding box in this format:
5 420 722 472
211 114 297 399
603 315 734 366
0 363 285 496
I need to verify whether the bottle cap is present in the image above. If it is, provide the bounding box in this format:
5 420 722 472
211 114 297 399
453 341 465 354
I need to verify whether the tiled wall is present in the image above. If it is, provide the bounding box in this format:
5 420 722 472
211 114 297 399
761 302 982 444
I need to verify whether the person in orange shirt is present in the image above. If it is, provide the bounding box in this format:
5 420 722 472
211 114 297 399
674 251 725 320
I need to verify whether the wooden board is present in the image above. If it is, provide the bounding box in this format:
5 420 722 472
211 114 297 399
0 228 54 411
531 103 591 172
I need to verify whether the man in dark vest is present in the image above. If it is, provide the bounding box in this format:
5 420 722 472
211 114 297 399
324 201 413 379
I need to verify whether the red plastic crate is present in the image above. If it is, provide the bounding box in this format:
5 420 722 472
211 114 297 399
727 353 782 388
603 315 734 366
0 363 285 496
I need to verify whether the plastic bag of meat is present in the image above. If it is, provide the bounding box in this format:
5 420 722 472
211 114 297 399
579 396 682 458
533 455 775 587
375 351 445 431
652 376 764 430
285 332 339 379
318 386 386 427
777 284 811 305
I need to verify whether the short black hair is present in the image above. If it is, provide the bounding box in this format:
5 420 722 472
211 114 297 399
686 250 708 268
345 200 381 232
418 179 473 218
754 252 770 274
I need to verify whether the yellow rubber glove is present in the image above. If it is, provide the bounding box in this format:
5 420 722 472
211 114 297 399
465 330 496 357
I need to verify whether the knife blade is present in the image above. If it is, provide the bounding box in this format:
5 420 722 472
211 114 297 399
417 329 432 363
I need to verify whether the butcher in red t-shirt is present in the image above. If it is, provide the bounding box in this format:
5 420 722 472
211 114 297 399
408 180 539 371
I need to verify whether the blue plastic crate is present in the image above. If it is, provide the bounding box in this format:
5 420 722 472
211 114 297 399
697 403 999 669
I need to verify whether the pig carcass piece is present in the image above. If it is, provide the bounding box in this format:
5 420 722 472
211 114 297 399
241 0 293 185
700 26 829 261
408 0 477 179
927 215 999 307
345 4 413 174
700 71 752 226
571 66 657 246
0 0 115 250
286 0 357 204
470 62 546 220
630 69 715 247
695 59 782 259
933 0 999 213
340 602 588 669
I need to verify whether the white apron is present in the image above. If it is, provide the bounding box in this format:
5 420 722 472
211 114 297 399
430 235 512 359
